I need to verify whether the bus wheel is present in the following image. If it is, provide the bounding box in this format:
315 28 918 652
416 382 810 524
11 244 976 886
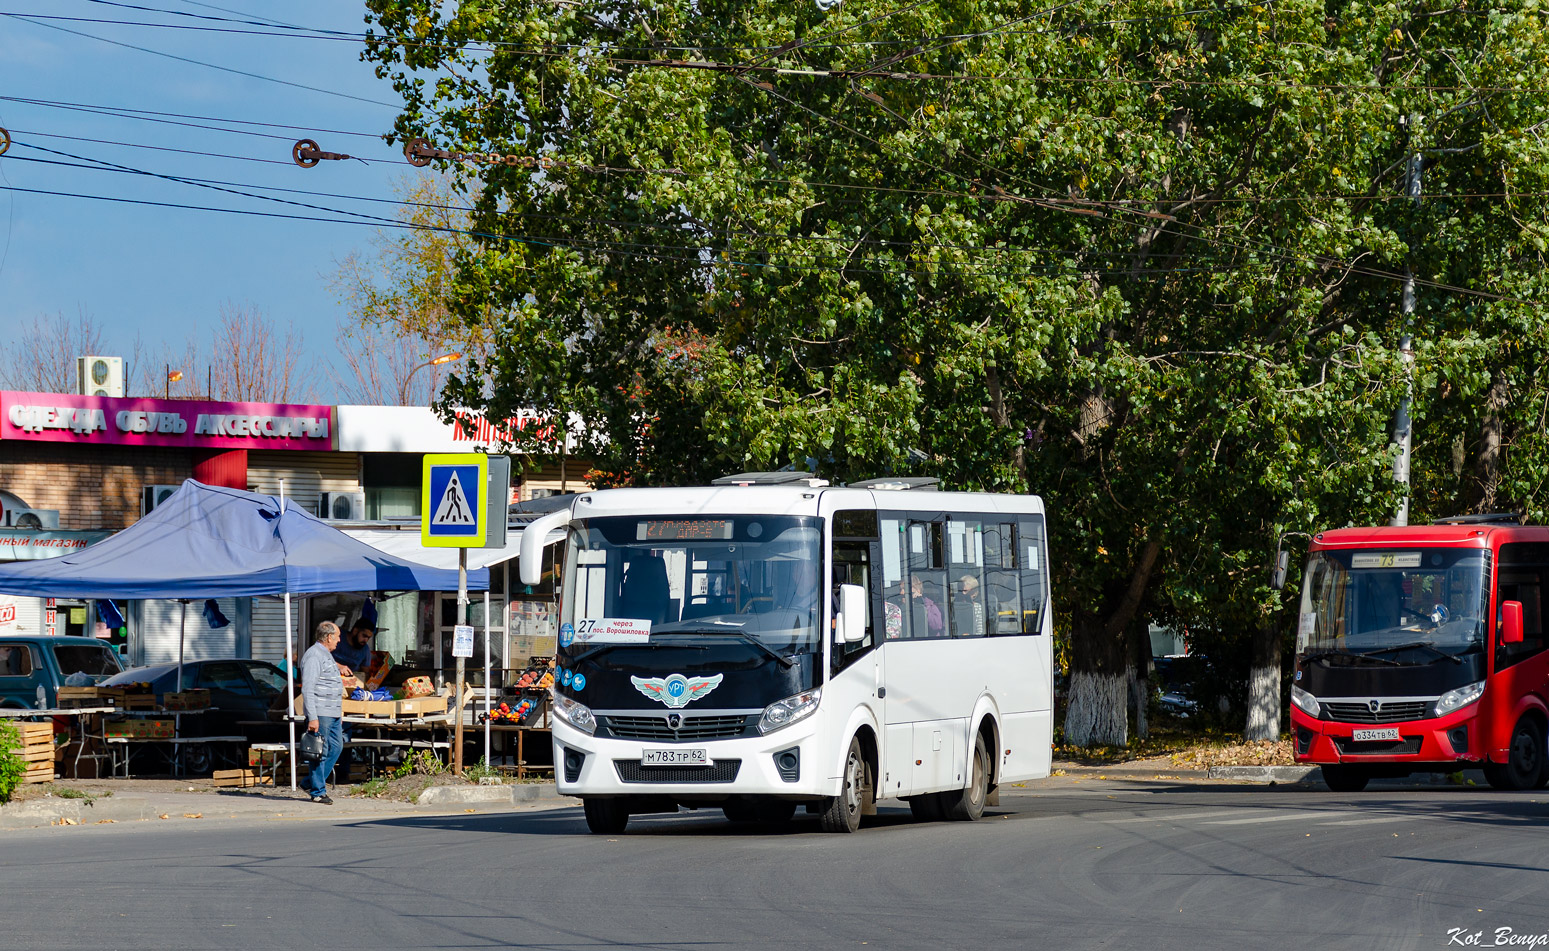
1484 717 1545 791
1320 765 1370 793
582 797 629 834
819 737 867 833
907 795 944 822
941 733 990 821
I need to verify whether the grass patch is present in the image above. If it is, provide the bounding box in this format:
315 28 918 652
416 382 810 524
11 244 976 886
51 786 111 802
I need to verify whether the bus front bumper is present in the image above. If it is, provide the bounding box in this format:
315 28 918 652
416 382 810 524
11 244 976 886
1290 704 1484 765
551 717 835 800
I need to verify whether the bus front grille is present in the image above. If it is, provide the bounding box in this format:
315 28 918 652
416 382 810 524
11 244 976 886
603 715 752 741
1323 701 1430 724
1332 737 1422 756
614 759 743 784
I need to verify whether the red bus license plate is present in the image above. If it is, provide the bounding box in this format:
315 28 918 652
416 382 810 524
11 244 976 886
1351 727 1401 742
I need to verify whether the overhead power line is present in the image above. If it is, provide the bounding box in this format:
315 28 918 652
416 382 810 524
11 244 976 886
0 12 401 110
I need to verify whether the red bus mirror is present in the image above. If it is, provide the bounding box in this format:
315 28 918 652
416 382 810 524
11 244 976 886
1501 601 1524 645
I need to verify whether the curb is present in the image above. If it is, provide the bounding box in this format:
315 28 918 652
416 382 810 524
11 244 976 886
416 783 569 806
0 795 160 830
1206 765 1319 783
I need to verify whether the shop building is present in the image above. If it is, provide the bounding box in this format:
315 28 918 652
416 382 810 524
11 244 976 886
0 390 583 676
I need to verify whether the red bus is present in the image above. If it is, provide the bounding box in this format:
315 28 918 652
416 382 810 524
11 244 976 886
1290 517 1549 792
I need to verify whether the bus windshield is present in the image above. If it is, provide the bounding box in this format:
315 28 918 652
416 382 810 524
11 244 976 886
1297 548 1489 662
561 515 824 655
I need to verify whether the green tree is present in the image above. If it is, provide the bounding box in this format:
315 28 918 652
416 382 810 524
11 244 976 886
362 0 1549 745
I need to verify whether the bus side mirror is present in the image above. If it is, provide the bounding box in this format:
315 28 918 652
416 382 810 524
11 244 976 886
1270 550 1290 590
1501 601 1524 645
836 584 867 644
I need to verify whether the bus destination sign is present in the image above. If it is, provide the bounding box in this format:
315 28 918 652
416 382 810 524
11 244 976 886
637 519 734 541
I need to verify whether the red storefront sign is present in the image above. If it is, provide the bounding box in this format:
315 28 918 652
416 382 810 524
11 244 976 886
0 391 333 451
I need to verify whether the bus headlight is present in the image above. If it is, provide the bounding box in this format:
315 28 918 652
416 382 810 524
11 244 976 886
1432 681 1485 718
1290 685 1320 718
551 690 596 735
758 688 822 735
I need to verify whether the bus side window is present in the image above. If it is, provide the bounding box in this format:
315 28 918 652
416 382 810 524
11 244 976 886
880 518 906 640
908 520 947 639
984 522 1022 635
947 518 986 638
1497 546 1549 668
1018 517 1048 635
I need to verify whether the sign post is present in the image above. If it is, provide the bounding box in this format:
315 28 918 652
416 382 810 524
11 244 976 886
423 454 486 774
421 454 507 774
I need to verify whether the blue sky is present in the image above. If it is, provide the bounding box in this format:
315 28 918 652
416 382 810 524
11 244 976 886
0 2 431 401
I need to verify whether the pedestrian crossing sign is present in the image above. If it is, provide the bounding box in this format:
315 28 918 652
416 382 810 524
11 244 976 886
421 454 487 547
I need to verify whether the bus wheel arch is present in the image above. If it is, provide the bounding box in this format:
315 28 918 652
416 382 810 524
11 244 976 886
1485 709 1548 791
820 731 874 833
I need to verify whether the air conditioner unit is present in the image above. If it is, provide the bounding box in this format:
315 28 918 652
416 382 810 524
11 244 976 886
77 355 125 398
318 491 365 521
3 507 60 530
142 484 181 515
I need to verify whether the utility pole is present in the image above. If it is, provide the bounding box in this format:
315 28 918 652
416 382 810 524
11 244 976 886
1392 117 1422 527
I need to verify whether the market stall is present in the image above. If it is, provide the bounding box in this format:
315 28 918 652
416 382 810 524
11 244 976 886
0 479 486 788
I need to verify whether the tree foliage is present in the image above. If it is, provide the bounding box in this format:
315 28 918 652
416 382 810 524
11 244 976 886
362 0 1549 744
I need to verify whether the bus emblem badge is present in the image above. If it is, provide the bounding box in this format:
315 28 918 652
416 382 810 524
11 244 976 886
631 673 724 709
1369 700 1381 714
667 713 682 730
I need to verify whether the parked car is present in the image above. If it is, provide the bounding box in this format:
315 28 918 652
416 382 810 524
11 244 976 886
101 659 292 771
0 635 125 709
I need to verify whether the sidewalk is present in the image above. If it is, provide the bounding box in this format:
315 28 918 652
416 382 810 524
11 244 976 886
0 779 573 832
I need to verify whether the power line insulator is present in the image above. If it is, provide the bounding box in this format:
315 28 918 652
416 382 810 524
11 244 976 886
0 127 10 156
292 138 351 168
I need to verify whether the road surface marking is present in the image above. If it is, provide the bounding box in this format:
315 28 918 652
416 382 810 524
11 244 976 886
1205 811 1349 826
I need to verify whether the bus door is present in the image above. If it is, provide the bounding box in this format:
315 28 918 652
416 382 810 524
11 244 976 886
875 515 961 797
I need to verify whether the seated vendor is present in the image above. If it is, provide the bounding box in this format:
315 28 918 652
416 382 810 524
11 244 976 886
332 618 377 687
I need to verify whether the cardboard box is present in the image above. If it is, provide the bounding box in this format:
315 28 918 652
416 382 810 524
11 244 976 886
103 718 173 739
341 697 398 717
396 695 448 718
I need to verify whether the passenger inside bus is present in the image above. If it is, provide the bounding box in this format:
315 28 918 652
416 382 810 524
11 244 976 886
617 555 674 625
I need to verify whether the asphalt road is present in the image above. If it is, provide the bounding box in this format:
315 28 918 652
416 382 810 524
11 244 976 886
4 777 1547 951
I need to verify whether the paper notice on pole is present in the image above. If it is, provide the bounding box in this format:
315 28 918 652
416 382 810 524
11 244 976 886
432 471 476 526
452 624 475 658
573 618 652 645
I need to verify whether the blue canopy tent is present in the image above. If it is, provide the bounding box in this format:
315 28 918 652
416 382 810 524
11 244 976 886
0 480 489 787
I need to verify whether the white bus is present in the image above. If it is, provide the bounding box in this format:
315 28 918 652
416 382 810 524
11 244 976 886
518 473 1054 833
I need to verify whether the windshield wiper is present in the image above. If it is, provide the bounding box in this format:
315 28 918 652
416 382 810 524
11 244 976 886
567 642 707 667
660 629 797 668
1302 648 1402 667
1366 642 1464 664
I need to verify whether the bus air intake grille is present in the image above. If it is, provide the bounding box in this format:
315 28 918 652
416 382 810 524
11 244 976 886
614 759 743 784
1322 701 1429 724
603 715 752 741
1332 737 1422 756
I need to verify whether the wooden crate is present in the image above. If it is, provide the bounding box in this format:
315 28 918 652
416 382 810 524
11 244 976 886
212 768 261 788
57 686 121 707
22 762 55 784
164 689 211 711
121 694 157 711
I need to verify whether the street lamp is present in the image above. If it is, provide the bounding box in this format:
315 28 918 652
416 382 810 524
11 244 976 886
400 352 462 405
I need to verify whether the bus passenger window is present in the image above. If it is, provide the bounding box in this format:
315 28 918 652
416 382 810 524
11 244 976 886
907 521 947 638
947 519 986 637
1018 517 1048 634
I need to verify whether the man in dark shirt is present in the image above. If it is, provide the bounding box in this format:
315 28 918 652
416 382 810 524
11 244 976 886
332 619 376 679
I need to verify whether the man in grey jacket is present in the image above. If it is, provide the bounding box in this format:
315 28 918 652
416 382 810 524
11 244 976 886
301 621 345 804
